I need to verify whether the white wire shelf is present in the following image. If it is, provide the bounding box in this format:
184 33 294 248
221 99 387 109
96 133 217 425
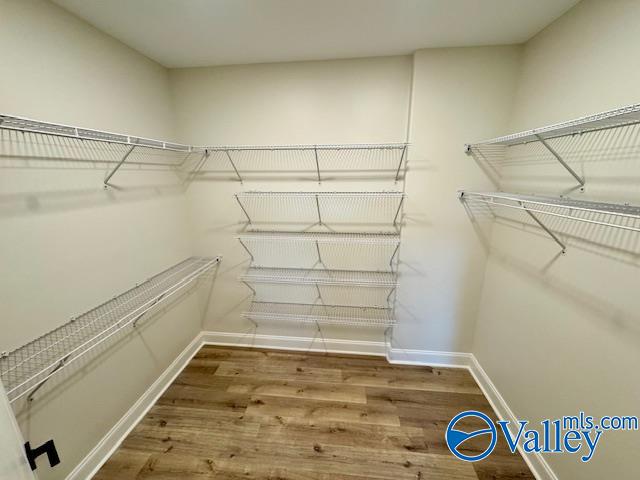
198 143 409 182
464 103 640 188
0 256 220 403
242 301 396 327
467 104 640 148
0 113 203 186
0 114 195 153
238 231 400 271
460 190 640 251
235 191 405 230
240 267 398 287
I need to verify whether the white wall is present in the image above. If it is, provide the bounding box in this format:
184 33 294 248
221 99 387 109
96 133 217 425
472 1 640 479
397 46 521 352
0 1 202 479
170 49 521 351
171 56 414 343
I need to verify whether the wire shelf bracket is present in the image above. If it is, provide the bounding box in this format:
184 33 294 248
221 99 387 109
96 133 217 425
0 256 220 403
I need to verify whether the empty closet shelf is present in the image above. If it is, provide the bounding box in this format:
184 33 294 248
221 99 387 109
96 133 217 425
203 143 408 181
240 267 398 287
234 191 405 228
0 113 200 186
465 103 640 148
237 232 401 271
460 191 640 231
0 256 220 403
238 231 401 244
242 301 396 327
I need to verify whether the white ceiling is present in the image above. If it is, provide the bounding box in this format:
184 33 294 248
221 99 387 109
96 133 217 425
52 0 579 68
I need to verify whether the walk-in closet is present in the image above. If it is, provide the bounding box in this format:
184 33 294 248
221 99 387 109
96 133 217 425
1 1 638 479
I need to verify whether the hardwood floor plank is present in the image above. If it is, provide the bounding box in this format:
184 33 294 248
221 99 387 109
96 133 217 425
227 378 368 404
95 345 534 480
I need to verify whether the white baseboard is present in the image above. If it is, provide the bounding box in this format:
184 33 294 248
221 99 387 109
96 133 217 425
468 356 558 480
387 347 473 368
200 331 388 356
67 331 557 480
65 333 204 480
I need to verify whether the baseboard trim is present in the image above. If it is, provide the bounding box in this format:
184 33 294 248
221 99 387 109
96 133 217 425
200 331 388 356
65 333 204 480
67 331 557 480
468 356 558 480
387 347 473 368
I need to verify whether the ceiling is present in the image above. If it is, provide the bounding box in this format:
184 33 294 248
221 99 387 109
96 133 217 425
52 0 580 69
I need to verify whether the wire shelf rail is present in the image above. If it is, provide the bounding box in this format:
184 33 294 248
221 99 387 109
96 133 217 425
464 103 640 188
242 301 396 327
459 190 640 252
0 256 220 403
235 191 405 230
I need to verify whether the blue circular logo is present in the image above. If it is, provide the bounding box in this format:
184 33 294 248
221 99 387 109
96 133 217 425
445 410 497 462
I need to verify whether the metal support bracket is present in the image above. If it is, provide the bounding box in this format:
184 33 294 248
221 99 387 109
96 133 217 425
395 145 407 182
520 201 567 253
225 150 243 183
104 144 136 187
535 134 585 190
27 354 71 402
242 280 256 296
315 194 323 225
393 196 404 227
389 243 400 272
313 146 321 183
132 293 166 328
183 149 209 188
235 195 252 224
314 240 326 268
238 238 254 263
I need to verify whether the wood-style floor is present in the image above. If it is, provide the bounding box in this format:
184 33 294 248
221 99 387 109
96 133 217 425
95 346 534 479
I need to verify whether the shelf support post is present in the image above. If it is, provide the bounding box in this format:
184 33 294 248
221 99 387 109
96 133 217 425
395 145 407 182
314 146 321 183
225 150 243 183
104 144 136 187
520 201 567 253
534 134 585 189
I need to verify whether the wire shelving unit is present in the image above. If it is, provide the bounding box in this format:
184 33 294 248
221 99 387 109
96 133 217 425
464 103 640 188
0 256 220 403
242 301 396 328
235 191 405 229
459 190 640 252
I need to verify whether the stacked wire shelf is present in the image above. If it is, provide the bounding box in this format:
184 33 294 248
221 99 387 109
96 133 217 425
0 256 219 403
234 145 407 330
461 102 640 251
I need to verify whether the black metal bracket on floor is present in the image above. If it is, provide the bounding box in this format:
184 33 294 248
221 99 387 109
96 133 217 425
25 439 60 471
